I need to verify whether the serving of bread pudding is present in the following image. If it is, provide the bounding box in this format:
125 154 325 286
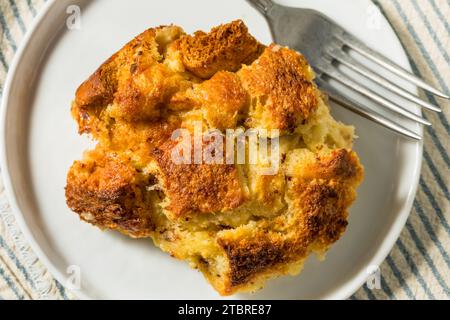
65 20 363 296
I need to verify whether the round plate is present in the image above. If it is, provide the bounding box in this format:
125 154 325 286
1 0 422 299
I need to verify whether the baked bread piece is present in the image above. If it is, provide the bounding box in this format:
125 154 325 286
66 20 364 295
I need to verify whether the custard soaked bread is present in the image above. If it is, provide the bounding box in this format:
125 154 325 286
66 20 363 295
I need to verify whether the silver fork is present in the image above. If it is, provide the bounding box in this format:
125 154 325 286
247 0 448 140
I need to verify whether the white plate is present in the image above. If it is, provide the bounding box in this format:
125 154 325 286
1 0 422 299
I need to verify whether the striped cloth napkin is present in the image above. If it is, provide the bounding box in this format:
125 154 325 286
0 0 448 300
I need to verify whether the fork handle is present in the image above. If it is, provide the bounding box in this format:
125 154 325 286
246 0 274 14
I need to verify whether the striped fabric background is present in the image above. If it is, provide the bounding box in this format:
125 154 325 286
0 0 448 300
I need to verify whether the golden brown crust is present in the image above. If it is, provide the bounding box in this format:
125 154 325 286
218 235 290 288
290 149 363 182
151 139 246 219
239 44 318 133
176 20 264 79
215 149 363 294
197 71 249 130
65 149 154 238
66 21 364 296
288 149 363 246
72 26 186 133
75 56 118 112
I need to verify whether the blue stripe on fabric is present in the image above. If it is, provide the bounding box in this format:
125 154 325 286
373 0 450 162
364 270 396 299
388 1 450 141
0 24 63 287
0 10 18 51
376 0 450 155
407 72 450 158
409 58 450 139
422 112 450 165
392 0 450 96
405 221 450 298
419 177 450 235
395 238 435 299
26 0 37 17
0 236 36 290
374 0 450 295
55 280 69 300
8 0 27 33
380 274 396 300
411 0 450 63
413 201 450 269
385 255 415 299
423 150 450 202
371 4 450 277
0 50 9 70
429 0 450 34
0 265 24 299
363 285 377 300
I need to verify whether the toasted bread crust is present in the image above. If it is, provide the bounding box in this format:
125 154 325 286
239 44 318 133
73 26 186 132
215 149 363 294
65 149 154 238
152 139 246 219
218 235 289 288
176 20 264 79
66 21 364 296
197 71 249 130
75 55 118 111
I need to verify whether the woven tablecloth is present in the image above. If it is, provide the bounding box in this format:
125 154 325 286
0 0 448 300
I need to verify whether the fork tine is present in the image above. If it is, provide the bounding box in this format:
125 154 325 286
336 32 450 99
317 64 432 126
316 78 422 140
327 47 442 112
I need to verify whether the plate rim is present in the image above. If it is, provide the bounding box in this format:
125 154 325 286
0 0 423 300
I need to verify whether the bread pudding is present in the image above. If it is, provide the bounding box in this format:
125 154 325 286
66 20 364 295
